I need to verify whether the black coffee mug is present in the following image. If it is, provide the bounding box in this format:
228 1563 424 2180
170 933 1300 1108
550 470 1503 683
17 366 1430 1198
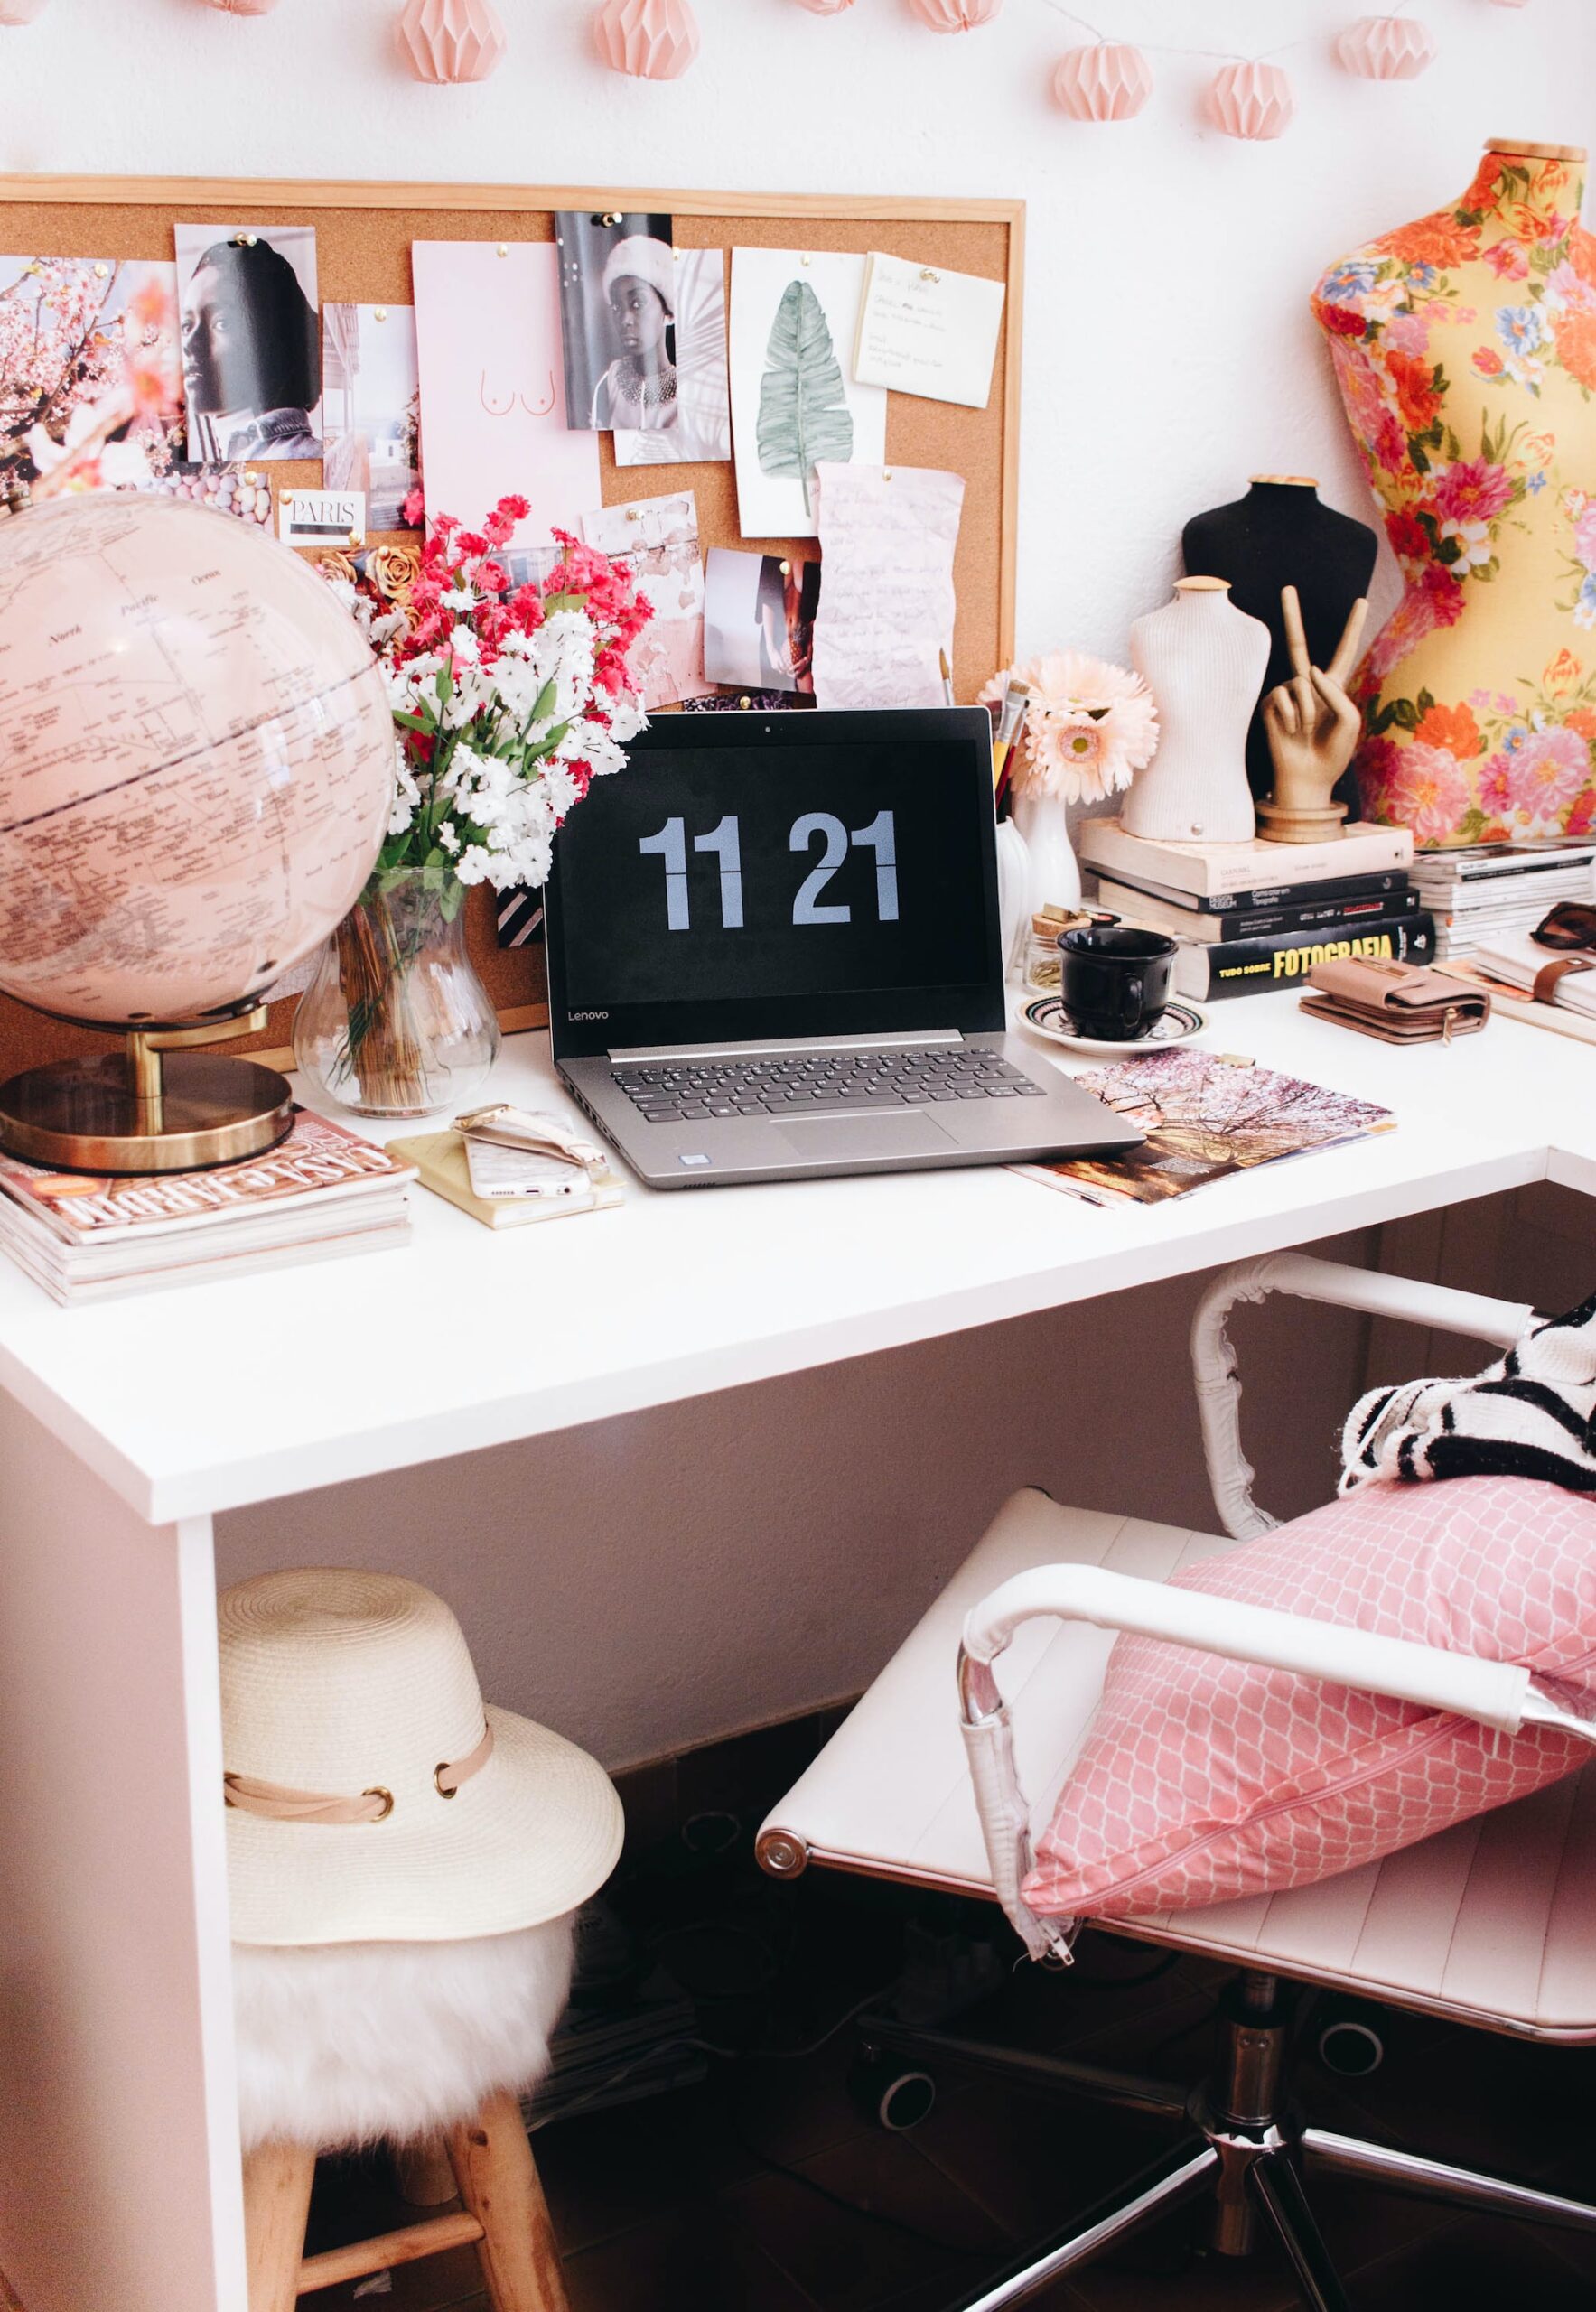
1058 924 1178 1041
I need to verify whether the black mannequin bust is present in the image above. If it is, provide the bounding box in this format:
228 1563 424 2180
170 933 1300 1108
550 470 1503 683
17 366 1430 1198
1182 477 1378 809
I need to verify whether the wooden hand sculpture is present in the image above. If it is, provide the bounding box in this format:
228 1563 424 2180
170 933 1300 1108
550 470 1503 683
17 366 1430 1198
1256 587 1369 844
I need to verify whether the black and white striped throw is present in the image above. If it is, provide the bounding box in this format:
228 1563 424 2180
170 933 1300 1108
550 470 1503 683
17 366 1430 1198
1341 1291 1596 1494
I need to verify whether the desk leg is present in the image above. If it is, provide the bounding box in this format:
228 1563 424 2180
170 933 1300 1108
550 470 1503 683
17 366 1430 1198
0 1395 243 2312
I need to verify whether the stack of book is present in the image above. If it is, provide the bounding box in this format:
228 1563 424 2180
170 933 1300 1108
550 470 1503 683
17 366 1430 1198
0 1110 415 1304
1407 843 1596 964
1079 820 1424 1002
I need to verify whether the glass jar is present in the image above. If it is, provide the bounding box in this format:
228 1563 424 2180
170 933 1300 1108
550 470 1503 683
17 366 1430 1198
292 871 500 1120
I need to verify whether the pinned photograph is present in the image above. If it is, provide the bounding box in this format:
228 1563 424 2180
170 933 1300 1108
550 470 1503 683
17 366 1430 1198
0 254 183 495
174 222 322 461
704 546 819 697
614 249 732 468
583 491 713 711
322 302 420 531
555 210 673 431
729 248 886 539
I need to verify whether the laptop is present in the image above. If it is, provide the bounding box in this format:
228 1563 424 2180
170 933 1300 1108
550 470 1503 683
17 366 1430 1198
543 706 1143 1189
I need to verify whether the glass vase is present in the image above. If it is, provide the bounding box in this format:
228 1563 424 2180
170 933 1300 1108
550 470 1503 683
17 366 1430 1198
293 871 500 1120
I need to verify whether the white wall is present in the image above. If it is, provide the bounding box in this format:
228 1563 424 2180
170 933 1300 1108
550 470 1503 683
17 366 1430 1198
12 0 1590 1765
7 0 1592 658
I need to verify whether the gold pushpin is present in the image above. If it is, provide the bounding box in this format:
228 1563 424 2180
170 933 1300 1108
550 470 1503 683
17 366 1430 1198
234 232 258 248
374 306 388 322
496 243 509 257
919 268 940 283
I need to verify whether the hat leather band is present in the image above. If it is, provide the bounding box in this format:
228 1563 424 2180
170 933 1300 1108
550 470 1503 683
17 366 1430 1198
224 1720 494 1824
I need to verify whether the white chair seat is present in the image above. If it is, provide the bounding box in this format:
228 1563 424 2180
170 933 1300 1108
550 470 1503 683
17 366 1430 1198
761 1488 1596 2043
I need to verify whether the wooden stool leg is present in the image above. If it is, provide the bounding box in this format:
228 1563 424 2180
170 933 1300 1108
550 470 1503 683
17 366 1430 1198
242 2140 316 2312
445 2092 570 2312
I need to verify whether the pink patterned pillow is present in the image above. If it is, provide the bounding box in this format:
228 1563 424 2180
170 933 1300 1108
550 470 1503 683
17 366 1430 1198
1024 1476 1596 1921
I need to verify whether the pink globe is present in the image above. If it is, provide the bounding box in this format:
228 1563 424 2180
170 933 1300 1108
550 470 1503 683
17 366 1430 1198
0 494 394 1025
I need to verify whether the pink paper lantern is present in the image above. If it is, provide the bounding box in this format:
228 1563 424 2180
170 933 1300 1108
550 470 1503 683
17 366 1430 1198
201 0 281 14
794 0 854 11
397 0 507 82
1336 14 1436 79
594 0 701 78
907 0 1003 31
1052 42 1153 122
0 0 51 22
1208 60 1295 141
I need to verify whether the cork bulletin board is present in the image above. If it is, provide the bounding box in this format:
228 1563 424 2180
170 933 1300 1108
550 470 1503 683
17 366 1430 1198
0 173 1024 1074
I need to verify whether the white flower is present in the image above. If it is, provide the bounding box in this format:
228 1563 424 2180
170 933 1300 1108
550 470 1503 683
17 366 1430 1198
450 629 481 666
437 822 460 853
441 584 476 613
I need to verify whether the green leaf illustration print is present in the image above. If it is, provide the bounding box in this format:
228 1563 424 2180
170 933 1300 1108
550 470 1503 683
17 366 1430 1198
756 279 854 517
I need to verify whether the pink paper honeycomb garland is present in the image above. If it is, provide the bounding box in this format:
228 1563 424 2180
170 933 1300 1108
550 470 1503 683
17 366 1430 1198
1208 60 1295 141
0 0 51 22
907 0 1003 31
201 0 282 14
594 0 701 78
1052 42 1153 122
793 0 854 12
1336 14 1437 79
397 0 507 80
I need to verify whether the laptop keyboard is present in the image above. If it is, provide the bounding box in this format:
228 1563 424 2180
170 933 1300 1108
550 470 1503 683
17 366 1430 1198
613 1047 1046 1124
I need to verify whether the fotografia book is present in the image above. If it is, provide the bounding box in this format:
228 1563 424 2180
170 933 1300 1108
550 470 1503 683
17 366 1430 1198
1094 876 1420 946
0 1109 415 1304
1080 818 1414 901
1018 1050 1395 1208
1172 912 1436 1001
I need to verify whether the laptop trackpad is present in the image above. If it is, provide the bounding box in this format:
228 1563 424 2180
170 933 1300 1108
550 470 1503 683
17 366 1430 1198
778 1111 956 1162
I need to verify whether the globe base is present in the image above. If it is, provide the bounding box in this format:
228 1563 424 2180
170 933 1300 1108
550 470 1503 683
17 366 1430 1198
0 1050 294 1175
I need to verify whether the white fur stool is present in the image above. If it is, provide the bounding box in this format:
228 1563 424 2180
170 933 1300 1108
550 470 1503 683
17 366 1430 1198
219 1569 625 2312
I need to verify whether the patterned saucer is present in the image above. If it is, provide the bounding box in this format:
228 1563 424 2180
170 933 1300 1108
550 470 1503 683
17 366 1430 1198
1022 995 1208 1058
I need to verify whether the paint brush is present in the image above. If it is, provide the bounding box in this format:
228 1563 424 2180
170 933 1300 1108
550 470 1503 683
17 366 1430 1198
992 677 1030 808
939 648 956 709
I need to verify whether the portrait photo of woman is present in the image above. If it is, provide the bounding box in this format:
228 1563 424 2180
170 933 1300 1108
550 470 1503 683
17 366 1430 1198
175 222 322 462
555 210 729 466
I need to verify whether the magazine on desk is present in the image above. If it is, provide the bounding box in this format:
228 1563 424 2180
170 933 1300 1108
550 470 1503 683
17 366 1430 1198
0 1110 415 1302
1017 1051 1395 1208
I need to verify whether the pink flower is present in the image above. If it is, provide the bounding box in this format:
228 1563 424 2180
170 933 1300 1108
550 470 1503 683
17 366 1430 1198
1383 311 1432 358
1575 503 1596 572
1507 727 1591 825
1480 752 1513 811
1484 239 1530 280
1433 457 1514 527
1363 566 1466 686
1384 742 1470 845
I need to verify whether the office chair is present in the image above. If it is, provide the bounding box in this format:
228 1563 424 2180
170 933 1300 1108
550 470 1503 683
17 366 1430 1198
759 1253 1596 2312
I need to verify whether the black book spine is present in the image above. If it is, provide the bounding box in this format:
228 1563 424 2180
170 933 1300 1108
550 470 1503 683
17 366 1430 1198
1195 912 1436 998
1216 890 1420 940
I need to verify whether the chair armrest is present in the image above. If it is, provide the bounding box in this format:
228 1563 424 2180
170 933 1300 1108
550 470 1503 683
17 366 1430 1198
962 1562 1533 1734
1190 1253 1537 1541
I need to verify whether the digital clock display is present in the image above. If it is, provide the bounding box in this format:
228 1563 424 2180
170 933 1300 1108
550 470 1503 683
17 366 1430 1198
554 734 994 1014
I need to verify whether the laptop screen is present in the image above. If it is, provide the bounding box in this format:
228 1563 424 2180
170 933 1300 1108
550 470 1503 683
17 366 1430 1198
545 707 1004 1058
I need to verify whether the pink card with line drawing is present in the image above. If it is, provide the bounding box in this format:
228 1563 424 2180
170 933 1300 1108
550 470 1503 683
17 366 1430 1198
412 241 600 551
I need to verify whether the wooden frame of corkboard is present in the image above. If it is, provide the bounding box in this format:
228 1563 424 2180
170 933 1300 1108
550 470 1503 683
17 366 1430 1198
0 173 1024 1075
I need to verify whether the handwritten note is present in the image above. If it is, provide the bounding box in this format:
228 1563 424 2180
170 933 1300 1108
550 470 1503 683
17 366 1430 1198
810 462 965 713
852 254 1005 411
581 491 713 711
412 241 600 550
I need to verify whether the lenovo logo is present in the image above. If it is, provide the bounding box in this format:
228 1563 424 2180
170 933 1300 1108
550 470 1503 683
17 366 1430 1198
568 1009 610 1021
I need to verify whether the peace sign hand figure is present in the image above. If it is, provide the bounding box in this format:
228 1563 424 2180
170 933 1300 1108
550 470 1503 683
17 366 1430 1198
1260 587 1369 840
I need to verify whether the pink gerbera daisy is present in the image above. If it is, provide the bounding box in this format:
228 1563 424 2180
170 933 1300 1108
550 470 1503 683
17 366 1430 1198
982 650 1159 805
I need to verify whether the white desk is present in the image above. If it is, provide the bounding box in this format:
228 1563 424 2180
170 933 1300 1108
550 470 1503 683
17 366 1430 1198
1 993 1591 2312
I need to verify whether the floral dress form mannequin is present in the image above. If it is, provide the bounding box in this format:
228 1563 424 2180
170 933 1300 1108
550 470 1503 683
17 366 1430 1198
1313 139 1596 846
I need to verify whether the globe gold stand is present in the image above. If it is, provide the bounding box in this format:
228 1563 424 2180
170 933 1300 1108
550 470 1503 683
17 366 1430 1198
0 1006 294 1176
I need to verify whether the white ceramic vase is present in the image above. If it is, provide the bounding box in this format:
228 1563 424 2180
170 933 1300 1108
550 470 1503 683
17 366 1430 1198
1124 577 1270 844
1010 784 1082 923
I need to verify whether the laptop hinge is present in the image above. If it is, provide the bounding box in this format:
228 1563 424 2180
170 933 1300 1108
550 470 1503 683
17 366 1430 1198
609 1030 965 1065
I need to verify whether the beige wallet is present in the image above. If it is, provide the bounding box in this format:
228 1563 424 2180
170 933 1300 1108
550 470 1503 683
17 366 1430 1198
1300 957 1490 1045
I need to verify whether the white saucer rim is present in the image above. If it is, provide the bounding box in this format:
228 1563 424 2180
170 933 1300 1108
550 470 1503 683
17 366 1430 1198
1021 994 1209 1056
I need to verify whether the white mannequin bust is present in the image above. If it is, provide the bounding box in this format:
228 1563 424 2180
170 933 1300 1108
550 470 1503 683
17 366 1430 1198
1124 577 1269 844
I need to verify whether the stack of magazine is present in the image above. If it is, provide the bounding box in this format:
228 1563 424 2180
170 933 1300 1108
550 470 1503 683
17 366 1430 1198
1407 842 1596 964
0 1110 415 1304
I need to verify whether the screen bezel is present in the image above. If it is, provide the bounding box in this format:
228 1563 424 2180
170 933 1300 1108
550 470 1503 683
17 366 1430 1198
545 707 1005 1058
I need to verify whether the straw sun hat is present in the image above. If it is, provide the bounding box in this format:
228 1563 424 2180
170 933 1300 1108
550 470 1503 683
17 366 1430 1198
220 1568 624 1947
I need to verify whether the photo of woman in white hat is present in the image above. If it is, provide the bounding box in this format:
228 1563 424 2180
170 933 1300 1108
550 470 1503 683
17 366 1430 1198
555 210 731 466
